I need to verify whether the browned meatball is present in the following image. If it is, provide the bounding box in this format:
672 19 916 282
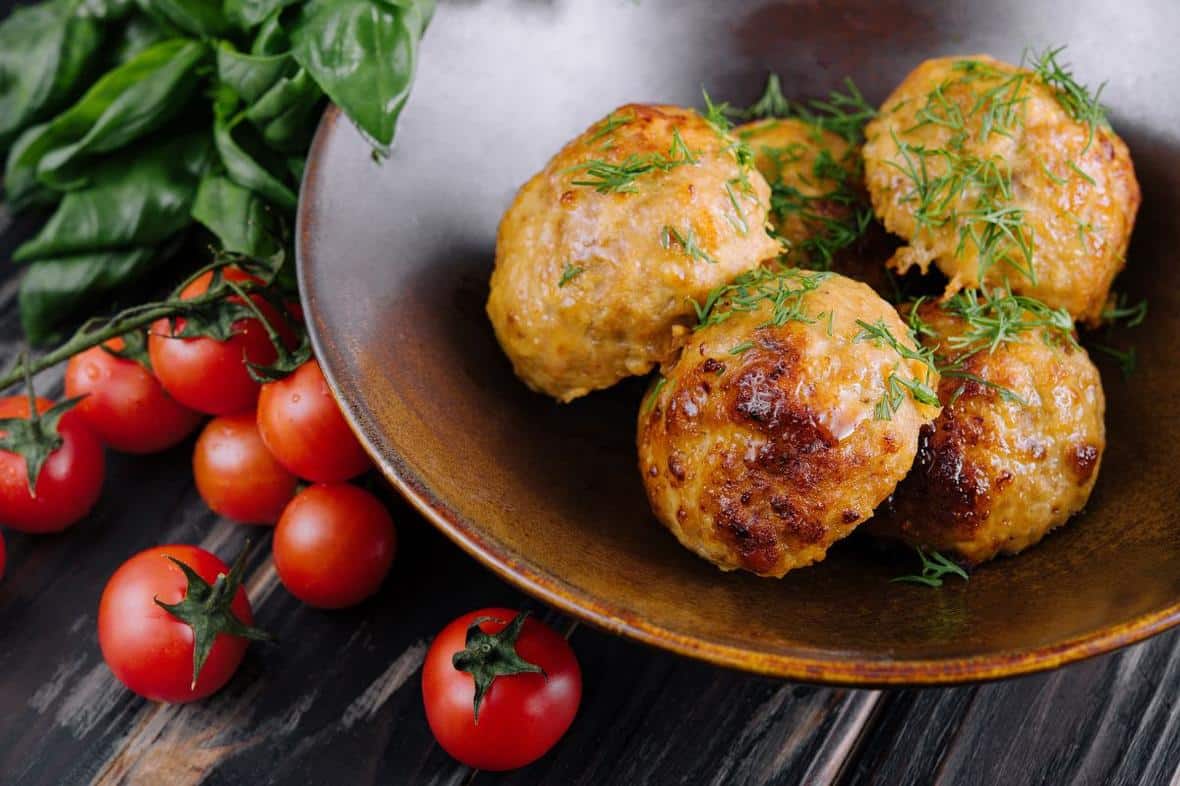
637 269 941 577
487 104 781 402
737 118 892 294
863 54 1140 324
867 293 1106 564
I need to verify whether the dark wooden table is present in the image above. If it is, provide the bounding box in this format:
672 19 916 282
2 18 1180 786
2 197 1179 786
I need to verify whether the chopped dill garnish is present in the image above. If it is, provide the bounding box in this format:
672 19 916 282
1025 45 1108 152
701 88 756 171
643 375 668 414
558 262 584 287
942 287 1077 354
568 127 698 193
588 109 637 143
854 318 941 418
723 182 749 235
767 145 874 271
742 75 876 145
888 129 1037 285
892 547 968 587
729 341 755 355
692 266 828 330
747 73 790 119
1102 293 1147 328
660 225 719 264
1091 342 1137 378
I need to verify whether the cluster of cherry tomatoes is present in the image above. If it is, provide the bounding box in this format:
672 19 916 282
0 265 582 771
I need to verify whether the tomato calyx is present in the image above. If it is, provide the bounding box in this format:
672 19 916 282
451 611 546 723
102 329 153 369
0 361 85 495
153 545 273 689
220 279 311 383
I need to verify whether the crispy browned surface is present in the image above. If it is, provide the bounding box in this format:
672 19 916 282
637 272 940 577
863 55 1140 324
868 301 1106 564
487 104 781 402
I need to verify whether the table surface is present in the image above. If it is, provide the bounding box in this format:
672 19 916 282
2 9 1180 786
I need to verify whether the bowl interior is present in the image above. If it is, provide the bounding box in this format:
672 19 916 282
298 0 1180 682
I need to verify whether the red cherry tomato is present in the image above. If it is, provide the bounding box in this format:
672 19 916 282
257 360 369 482
148 267 289 415
193 413 297 524
273 483 396 608
0 396 105 533
65 338 203 454
423 609 581 771
98 545 262 702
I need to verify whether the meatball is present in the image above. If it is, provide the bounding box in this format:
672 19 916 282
739 117 893 295
488 104 782 402
863 55 1140 324
867 294 1106 565
637 269 941 577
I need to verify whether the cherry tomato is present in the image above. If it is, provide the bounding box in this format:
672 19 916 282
98 545 264 702
193 413 297 524
148 267 289 415
423 608 581 771
273 483 396 608
257 360 369 482
65 338 203 454
0 396 105 533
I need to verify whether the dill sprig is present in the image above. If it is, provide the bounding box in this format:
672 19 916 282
942 287 1077 355
642 375 668 414
743 75 876 144
892 547 968 587
692 266 828 330
1102 293 1148 328
1025 46 1108 152
1091 342 1137 379
558 262 584 287
568 127 698 193
660 225 719 264
767 147 874 270
588 109 637 143
853 318 941 418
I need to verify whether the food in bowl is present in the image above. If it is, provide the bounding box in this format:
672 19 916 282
486 49 1137 578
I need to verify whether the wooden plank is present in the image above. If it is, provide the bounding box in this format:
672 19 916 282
483 628 880 786
840 630 1180 786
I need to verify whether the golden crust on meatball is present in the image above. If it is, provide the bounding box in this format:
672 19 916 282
637 269 941 577
867 294 1106 565
487 104 782 402
863 54 1140 324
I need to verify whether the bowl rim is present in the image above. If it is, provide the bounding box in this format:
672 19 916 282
297 104 1180 686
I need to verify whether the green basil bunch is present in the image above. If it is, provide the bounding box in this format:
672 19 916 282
1 0 434 343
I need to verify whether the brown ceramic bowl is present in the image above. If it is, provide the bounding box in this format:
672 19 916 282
297 0 1180 684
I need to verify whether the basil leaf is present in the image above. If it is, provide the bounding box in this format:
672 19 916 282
4 124 61 210
224 0 297 31
251 8 292 55
291 0 434 147
135 0 230 37
38 39 207 190
214 102 299 211
112 13 177 64
191 173 282 258
20 246 163 345
14 132 212 261
217 42 293 104
5 39 206 206
245 68 324 153
0 0 103 152
81 0 135 19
